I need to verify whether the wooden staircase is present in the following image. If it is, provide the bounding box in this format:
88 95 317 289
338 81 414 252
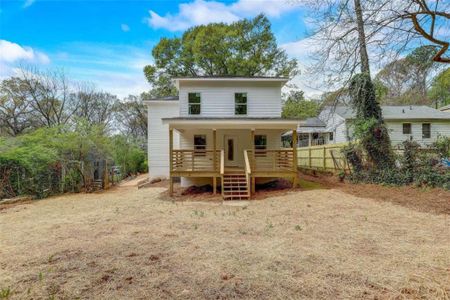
222 169 250 200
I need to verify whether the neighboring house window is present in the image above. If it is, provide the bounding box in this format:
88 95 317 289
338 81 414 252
422 123 431 139
403 123 411 134
329 132 334 141
194 135 206 156
235 93 247 115
188 93 201 115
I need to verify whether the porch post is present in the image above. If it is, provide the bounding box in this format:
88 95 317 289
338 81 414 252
251 129 255 194
308 132 312 147
213 129 217 194
292 129 298 188
169 128 174 196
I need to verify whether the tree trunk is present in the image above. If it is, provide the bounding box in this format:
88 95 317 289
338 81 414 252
354 0 370 75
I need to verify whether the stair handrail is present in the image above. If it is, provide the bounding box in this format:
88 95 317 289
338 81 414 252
220 150 225 175
220 150 225 197
244 150 251 197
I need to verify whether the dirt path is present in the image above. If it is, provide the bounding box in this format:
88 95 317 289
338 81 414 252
1 185 449 299
118 174 148 187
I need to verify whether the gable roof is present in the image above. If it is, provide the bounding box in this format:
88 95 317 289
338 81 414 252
142 96 179 104
299 117 326 127
174 75 289 80
326 105 450 121
174 76 289 89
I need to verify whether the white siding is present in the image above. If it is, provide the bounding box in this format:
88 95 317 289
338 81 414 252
335 122 350 143
386 121 450 146
178 81 282 118
318 109 349 143
147 101 180 179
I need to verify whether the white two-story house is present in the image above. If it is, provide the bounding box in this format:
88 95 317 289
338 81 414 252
144 77 300 200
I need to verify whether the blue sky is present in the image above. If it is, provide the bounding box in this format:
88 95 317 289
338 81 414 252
0 0 311 97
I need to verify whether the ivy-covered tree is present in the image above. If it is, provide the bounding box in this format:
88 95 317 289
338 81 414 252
143 14 298 96
349 73 394 169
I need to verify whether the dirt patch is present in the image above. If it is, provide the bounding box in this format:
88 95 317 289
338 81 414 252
300 172 450 215
154 178 325 202
1 185 449 299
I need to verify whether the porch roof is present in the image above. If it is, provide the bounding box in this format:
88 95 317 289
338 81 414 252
162 117 300 130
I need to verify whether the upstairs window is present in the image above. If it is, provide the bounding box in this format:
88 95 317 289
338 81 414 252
188 93 201 115
403 123 412 134
235 93 247 115
422 123 431 139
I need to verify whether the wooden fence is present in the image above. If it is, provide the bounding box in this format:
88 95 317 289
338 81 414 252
297 142 350 172
297 142 439 172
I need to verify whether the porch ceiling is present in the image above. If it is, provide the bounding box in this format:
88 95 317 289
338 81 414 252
162 117 300 130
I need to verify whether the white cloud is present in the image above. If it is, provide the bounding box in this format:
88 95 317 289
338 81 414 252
23 0 35 8
0 40 50 64
0 40 50 78
121 23 130 32
147 0 303 31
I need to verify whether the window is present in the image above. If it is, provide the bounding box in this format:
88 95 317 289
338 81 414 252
254 135 267 150
194 135 206 156
235 93 247 115
422 123 431 139
403 123 412 134
254 135 267 157
329 132 334 141
188 93 201 115
227 139 234 161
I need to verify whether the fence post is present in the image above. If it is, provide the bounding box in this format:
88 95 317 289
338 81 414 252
323 146 326 170
308 147 312 168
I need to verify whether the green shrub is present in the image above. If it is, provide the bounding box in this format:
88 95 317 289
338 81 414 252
433 135 450 159
345 141 449 190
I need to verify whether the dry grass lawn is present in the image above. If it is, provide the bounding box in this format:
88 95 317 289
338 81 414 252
1 180 449 299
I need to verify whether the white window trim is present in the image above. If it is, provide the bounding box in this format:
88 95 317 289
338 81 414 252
234 92 248 116
188 92 201 115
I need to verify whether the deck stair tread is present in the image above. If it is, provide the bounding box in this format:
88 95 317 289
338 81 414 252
222 169 249 200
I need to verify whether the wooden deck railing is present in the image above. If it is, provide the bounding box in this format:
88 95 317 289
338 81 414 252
171 150 220 172
247 149 295 172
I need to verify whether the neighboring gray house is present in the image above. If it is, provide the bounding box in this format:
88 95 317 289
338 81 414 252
295 106 450 147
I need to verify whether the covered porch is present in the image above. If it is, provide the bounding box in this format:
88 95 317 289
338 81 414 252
163 118 299 199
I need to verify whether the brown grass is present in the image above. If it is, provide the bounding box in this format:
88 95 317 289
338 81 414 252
1 181 449 299
301 172 450 215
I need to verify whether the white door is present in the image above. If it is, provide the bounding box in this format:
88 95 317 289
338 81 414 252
224 135 237 167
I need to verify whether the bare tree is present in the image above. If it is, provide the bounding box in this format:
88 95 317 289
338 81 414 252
0 78 35 136
18 67 78 127
299 0 449 92
114 95 147 140
72 82 117 129
400 0 450 63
